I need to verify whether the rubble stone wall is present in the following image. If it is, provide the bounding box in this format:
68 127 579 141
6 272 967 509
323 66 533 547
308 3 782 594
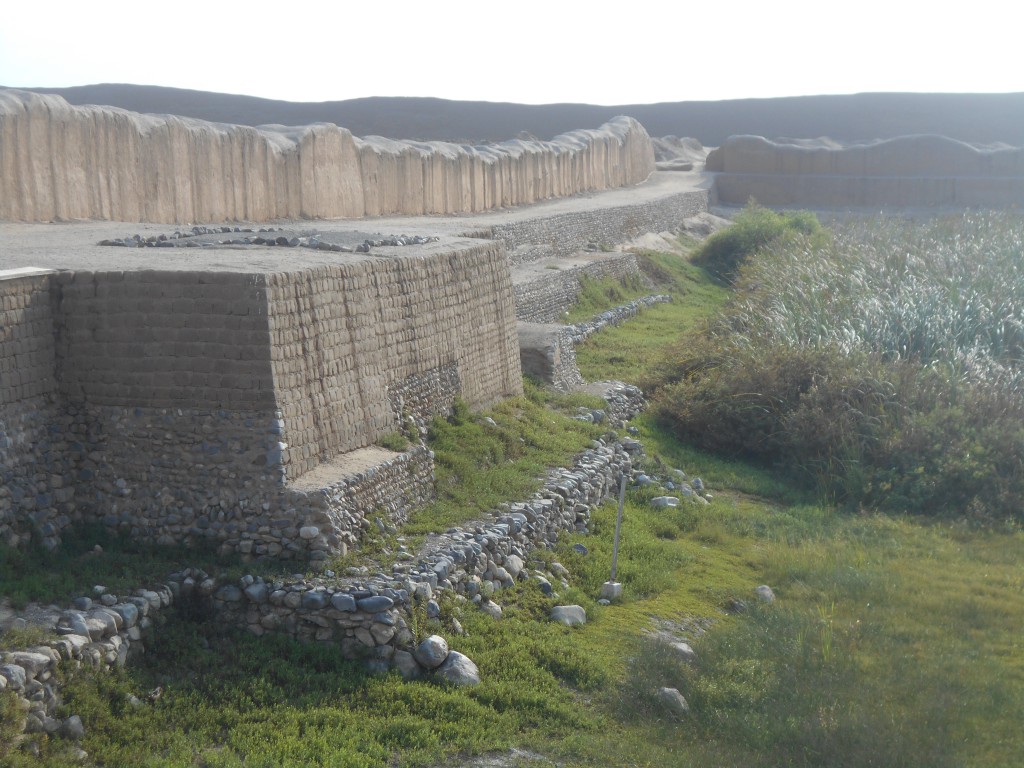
490 189 707 267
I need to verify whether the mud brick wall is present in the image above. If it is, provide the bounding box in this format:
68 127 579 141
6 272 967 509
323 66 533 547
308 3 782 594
266 242 522 477
0 271 76 549
51 270 275 409
0 90 655 223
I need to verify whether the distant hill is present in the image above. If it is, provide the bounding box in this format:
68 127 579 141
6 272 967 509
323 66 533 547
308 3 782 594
7 83 1024 146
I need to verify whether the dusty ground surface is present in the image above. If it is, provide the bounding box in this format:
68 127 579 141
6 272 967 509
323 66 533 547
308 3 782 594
288 446 403 492
0 171 712 273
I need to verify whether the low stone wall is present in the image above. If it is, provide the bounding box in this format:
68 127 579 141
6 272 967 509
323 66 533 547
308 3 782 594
567 294 672 344
0 90 654 223
208 433 634 669
0 584 174 738
513 253 640 324
1 411 646 743
491 189 707 267
289 445 437 556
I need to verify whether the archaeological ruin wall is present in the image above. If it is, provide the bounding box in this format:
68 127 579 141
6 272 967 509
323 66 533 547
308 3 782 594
708 134 1024 208
0 90 655 224
0 241 522 557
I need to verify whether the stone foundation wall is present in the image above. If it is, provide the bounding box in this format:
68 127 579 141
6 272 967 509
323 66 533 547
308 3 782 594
0 271 76 549
290 446 436 554
0 90 654 223
0 240 522 556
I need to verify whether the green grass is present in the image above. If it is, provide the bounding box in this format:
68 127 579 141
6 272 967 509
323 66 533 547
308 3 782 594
0 525 253 609
573 258 728 386
563 273 650 324
403 386 603 534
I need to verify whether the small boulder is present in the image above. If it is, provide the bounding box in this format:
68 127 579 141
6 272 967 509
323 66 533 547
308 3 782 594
413 635 449 670
434 651 481 686
656 686 690 718
551 605 587 626
479 600 503 620
651 496 680 509
756 585 776 603
670 642 697 663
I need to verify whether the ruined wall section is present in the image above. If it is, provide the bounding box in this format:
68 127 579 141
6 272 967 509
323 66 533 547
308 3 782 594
708 134 1024 207
0 90 654 223
491 189 708 267
0 271 76 549
265 242 523 478
47 269 286 544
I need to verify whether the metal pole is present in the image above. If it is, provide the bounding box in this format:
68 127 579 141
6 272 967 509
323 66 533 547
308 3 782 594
609 474 626 582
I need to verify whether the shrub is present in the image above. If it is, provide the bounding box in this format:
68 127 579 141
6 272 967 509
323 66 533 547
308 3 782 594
657 212 1024 521
691 204 825 282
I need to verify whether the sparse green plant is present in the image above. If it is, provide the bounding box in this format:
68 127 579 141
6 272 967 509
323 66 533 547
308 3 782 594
376 431 410 452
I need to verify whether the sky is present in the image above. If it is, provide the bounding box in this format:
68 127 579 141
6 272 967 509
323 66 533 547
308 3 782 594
1 0 1020 106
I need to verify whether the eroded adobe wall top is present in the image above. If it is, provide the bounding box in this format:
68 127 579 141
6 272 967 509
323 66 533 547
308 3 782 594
0 89 655 223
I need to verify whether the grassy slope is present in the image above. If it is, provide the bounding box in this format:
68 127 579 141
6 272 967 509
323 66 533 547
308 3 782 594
3 238 1023 767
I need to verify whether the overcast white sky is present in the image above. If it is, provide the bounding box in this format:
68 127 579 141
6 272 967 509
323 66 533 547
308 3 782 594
1 0 1020 105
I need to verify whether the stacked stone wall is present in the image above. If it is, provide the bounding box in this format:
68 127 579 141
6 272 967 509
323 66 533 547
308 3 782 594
0 90 654 223
492 190 707 267
289 446 436 553
0 272 76 549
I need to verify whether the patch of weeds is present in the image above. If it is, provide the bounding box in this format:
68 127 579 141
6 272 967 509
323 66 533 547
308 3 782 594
0 624 57 651
376 431 410 452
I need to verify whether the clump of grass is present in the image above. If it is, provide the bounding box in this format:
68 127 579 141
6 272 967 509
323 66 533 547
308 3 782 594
691 203 826 283
404 387 602 534
376 431 410 452
564 273 649 323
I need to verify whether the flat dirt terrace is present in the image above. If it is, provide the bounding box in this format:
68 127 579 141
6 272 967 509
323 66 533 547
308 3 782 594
0 171 710 273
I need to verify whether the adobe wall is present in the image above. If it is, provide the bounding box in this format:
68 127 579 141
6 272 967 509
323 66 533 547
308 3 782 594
0 90 655 224
708 134 1024 208
265 242 521 476
0 241 522 557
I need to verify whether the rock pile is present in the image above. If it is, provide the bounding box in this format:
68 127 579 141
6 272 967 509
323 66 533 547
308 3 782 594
99 227 439 253
0 584 174 743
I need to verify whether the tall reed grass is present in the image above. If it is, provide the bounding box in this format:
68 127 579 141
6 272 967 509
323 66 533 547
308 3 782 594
656 212 1024 520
